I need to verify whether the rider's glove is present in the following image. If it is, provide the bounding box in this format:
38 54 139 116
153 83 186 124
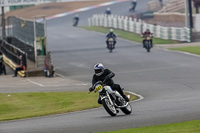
89 87 94 92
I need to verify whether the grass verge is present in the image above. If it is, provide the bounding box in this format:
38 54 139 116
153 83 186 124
81 26 179 44
101 119 200 133
170 46 200 55
0 92 138 121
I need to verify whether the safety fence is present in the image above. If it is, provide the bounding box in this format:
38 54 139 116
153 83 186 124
88 14 191 42
6 16 45 47
1 40 27 69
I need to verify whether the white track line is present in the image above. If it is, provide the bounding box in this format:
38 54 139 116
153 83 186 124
26 79 44 87
125 91 144 102
158 47 200 58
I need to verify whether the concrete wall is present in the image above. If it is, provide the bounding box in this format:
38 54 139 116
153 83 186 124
0 7 10 14
195 14 200 32
154 12 186 22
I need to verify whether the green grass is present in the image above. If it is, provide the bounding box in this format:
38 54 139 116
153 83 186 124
81 26 178 44
170 46 200 55
0 92 138 121
101 119 200 133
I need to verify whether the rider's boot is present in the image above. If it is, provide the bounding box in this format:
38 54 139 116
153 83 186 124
143 40 145 48
106 41 109 48
151 40 153 47
122 95 130 102
118 88 130 102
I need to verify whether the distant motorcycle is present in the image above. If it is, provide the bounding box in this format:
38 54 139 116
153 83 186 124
89 81 132 116
129 0 137 12
73 19 78 26
73 15 79 26
107 37 115 53
143 35 153 52
129 5 136 12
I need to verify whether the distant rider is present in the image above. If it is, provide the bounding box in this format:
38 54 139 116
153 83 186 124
73 14 79 26
142 29 153 48
130 0 137 12
106 28 117 48
105 7 111 15
89 63 129 104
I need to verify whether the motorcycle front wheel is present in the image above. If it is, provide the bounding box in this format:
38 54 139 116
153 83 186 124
108 44 113 53
120 103 132 115
102 98 117 116
145 41 151 52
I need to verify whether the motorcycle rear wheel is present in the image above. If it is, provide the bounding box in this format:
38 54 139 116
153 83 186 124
120 103 132 115
102 98 117 116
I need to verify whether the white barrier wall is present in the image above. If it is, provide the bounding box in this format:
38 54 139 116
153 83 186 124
195 14 200 32
0 7 10 14
88 14 191 42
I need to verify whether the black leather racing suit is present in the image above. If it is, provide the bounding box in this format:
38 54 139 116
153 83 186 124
92 69 127 104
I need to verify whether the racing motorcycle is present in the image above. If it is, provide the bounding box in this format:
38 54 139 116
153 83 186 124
129 5 136 12
73 17 79 26
107 37 115 53
143 35 153 52
129 1 137 12
89 81 132 116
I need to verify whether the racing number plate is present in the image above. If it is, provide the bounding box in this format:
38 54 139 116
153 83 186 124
147 37 150 40
95 85 103 92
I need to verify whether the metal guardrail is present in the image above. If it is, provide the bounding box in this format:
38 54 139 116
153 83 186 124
1 39 27 68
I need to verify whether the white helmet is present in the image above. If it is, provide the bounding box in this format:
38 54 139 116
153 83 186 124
94 63 104 76
75 14 79 17
107 7 110 11
110 28 113 32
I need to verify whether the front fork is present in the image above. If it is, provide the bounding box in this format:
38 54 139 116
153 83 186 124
101 91 114 106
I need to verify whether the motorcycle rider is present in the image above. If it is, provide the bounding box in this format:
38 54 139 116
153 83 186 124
89 63 129 104
105 7 111 15
106 28 117 49
130 0 137 12
142 29 153 48
73 14 79 26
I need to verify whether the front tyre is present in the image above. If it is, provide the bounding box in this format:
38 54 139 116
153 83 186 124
145 40 151 52
102 98 117 116
108 44 113 53
120 103 132 115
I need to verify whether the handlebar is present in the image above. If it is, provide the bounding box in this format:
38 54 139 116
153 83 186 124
88 81 104 93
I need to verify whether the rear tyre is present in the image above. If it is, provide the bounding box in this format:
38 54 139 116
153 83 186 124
120 103 132 115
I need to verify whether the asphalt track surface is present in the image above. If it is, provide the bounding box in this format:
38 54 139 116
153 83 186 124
1 0 200 133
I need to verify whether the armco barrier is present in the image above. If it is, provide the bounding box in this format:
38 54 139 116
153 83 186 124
88 14 191 42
